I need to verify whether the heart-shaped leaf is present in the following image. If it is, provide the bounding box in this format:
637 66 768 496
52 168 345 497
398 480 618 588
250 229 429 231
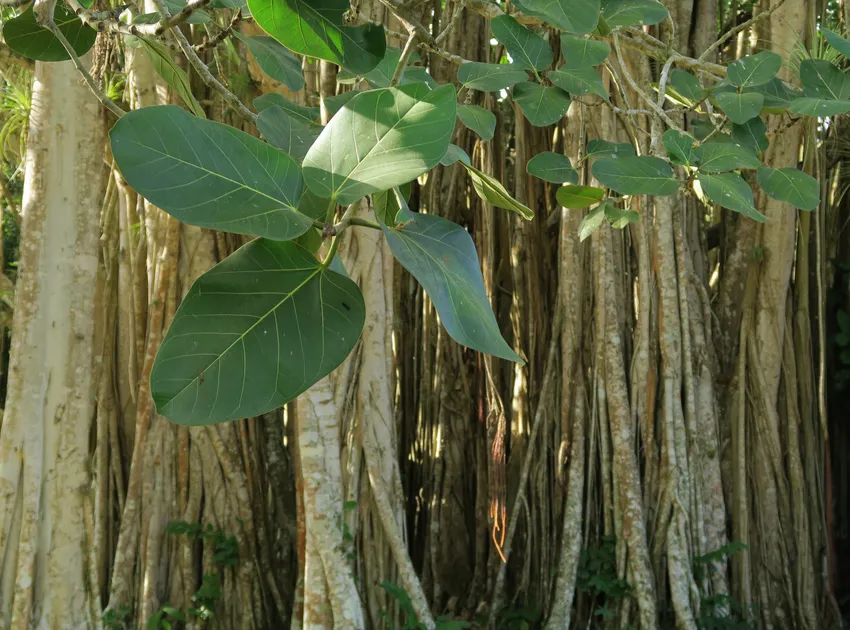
457 62 529 91
556 184 605 208
140 38 205 118
697 172 765 221
592 156 679 195
715 92 764 124
727 51 782 87
601 0 669 28
255 93 321 125
512 82 572 126
732 117 768 154
527 152 579 183
234 32 305 92
150 239 365 425
461 162 534 219
791 97 850 116
800 59 850 100
512 0 600 34
3 5 96 62
560 33 609 67
458 104 497 141
757 166 819 211
491 15 554 72
303 84 456 204
586 138 636 158
694 141 759 173
662 129 696 166
111 106 312 239
549 67 608 100
256 105 320 163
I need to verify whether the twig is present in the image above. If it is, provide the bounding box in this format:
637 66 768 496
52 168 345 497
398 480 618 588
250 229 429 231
656 54 680 109
390 31 418 86
194 9 241 52
698 0 788 62
434 0 465 47
65 0 209 37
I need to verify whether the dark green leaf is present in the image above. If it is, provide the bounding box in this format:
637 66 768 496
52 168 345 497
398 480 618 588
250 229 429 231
556 184 605 208
512 82 572 126
690 119 714 140
757 166 819 211
491 15 553 72
111 106 311 239
667 69 705 103
297 188 332 220
592 156 679 195
715 91 764 124
233 32 305 92
694 142 759 173
823 28 850 58
732 117 768 154
248 0 386 74
461 162 534 219
150 239 365 425
745 78 803 111
560 33 609 67
3 6 96 62
579 204 606 240
526 152 578 183
800 59 850 100
549 67 608 100
381 213 521 362
457 104 496 141
373 186 414 226
457 62 529 91
357 47 424 88
697 172 765 221
586 138 636 158
303 84 456 204
254 93 321 125
727 51 782 87
601 0 669 28
324 90 358 116
662 129 696 166
440 144 471 166
790 97 850 116
603 203 639 228
140 38 206 118
256 105 320 163
511 0 600 34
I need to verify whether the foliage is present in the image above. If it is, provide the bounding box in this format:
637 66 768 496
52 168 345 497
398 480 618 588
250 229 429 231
379 581 470 630
576 535 632 621
694 542 759 630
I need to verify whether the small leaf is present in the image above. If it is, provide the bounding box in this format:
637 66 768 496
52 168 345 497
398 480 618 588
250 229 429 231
578 204 606 240
757 166 819 211
461 162 534 219
745 78 803 111
381 213 522 362
254 93 321 125
697 172 766 221
457 62 529 92
586 139 636 160
601 0 669 28
491 15 554 72
592 156 679 195
800 59 850 100
549 67 608 100
457 104 497 141
603 203 639 228
667 70 705 103
732 117 768 154
526 152 579 183
694 142 760 173
233 32 305 92
440 144 471 166
140 38 206 118
715 92 764 124
556 185 605 208
373 184 413 227
256 105 320 163
726 51 782 88
512 82 572 126
511 0 600 34
3 6 96 62
790 97 850 116
662 129 696 166
560 34 609 67
822 28 850 59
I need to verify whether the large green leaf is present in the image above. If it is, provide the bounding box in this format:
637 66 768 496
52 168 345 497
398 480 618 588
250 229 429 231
461 162 534 219
592 156 679 195
800 59 850 100
256 105 320 163
248 0 385 74
512 0 599 34
697 172 765 221
150 239 365 425
601 0 669 28
726 51 782 87
359 47 424 88
233 32 305 92
757 166 819 211
457 62 529 92
490 15 553 72
667 70 705 103
324 90 359 116
140 38 205 118
586 138 635 158
549 67 608 100
512 82 572 126
254 93 321 125
457 104 497 141
303 84 456 204
111 106 312 239
556 184 605 208
560 33 609 66
381 213 521 362
662 129 696 166
823 28 850 59
3 6 96 62
694 142 759 173
526 152 578 183
790 97 850 116
732 117 768 154
745 78 803 111
715 92 764 124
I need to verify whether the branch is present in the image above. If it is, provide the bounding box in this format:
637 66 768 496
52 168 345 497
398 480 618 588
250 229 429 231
389 31 418 86
64 0 208 37
698 0 788 63
194 8 241 52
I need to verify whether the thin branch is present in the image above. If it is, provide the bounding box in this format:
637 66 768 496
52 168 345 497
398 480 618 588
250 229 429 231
389 32 418 86
194 8 241 52
656 54 680 109
698 0 788 62
434 0 465 47
65 0 208 37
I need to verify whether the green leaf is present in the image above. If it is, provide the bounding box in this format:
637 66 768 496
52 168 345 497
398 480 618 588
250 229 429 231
823 28 850 58
512 0 599 34
457 104 497 141
592 156 679 195
150 239 365 425
601 0 669 28
256 105 320 163
690 119 714 141
662 129 696 166
297 188 332 220
757 166 819 211
697 172 765 221
111 106 311 240
603 203 639 228
233 32 305 92
491 15 553 72
560 34 609 67
526 152 579 183
745 78 803 111
381 213 521 362
667 69 705 103
556 184 605 208
715 92 764 124
790 97 850 116
586 139 636 159
440 144 471 166
549 67 608 100
303 84 456 204
254 93 321 125
139 38 206 118
373 186 414 226
457 62 529 92
3 6 96 62
694 142 760 173
248 0 386 74
578 204 606 240
324 90 359 116
800 59 850 100
461 162 534 219
727 51 782 87
512 82 572 126
732 117 768 154
362 47 425 87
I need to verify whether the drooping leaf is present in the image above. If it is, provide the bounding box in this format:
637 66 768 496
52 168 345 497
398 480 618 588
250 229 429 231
603 203 639 228
457 62 529 92
823 28 850 59
732 117 768 154
373 186 414 226
491 15 554 72
560 33 609 67
694 141 760 173
381 213 521 362
233 32 305 92
557 184 605 208
726 51 782 87
667 69 705 103
715 91 764 124
586 138 636 158
799 59 850 100
440 144 471 166
111 105 312 239
592 156 679 195
526 152 579 183
3 6 96 62
600 0 669 28
457 104 497 141
578 204 606 240
697 172 765 221
256 105 320 163
139 38 205 118
512 82 572 126
248 0 386 74
549 67 608 100
757 166 819 211
150 239 365 425
790 97 850 116
511 0 600 34
303 84 456 204
662 129 696 166
461 162 534 219
254 93 321 125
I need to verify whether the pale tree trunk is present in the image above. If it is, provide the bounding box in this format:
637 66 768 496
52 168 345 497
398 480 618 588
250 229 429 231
0 56 107 628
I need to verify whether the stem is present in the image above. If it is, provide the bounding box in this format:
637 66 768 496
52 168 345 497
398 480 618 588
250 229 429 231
390 31 419 87
321 234 342 268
